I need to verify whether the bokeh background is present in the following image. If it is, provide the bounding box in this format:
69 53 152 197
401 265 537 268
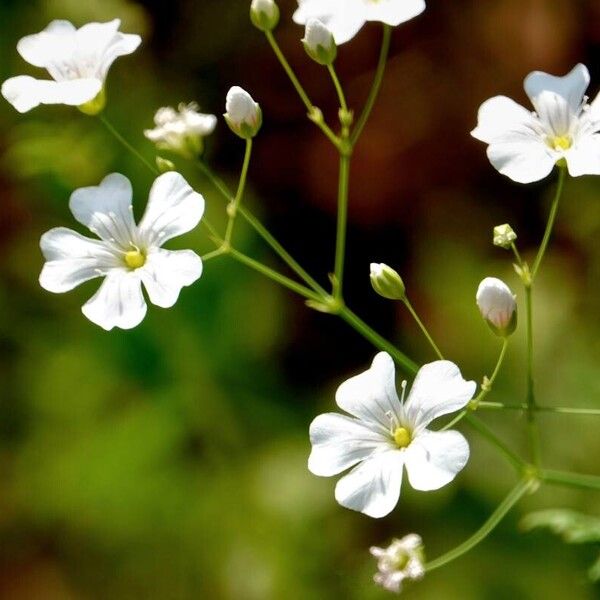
0 0 599 598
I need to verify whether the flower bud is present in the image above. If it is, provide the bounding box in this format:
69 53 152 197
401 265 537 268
370 263 406 300
224 86 262 139
250 0 280 32
302 18 337 66
370 534 425 594
156 157 175 173
476 277 517 337
493 223 517 249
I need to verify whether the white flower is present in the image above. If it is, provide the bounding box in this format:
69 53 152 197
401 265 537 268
293 0 426 45
39 172 204 331
224 86 262 139
145 102 217 158
2 19 141 114
472 63 600 183
308 352 475 518
370 534 425 594
476 277 517 337
302 19 337 66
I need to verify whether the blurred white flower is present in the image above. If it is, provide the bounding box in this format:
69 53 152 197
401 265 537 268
39 172 204 331
293 0 425 45
308 352 475 518
224 86 262 139
302 18 337 66
472 63 600 183
476 277 517 337
2 19 141 114
370 534 425 594
145 102 217 158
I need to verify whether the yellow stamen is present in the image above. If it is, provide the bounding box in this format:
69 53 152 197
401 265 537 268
124 249 146 269
393 427 411 449
549 135 572 151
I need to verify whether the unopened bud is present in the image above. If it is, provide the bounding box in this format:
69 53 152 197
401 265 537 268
493 224 517 249
224 86 262 139
476 277 517 337
250 0 280 32
156 157 175 173
370 263 406 300
302 19 337 66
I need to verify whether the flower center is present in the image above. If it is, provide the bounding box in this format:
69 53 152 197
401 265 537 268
393 426 411 449
548 135 572 151
124 248 146 269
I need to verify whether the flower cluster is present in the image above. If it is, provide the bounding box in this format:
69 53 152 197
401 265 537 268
370 534 425 594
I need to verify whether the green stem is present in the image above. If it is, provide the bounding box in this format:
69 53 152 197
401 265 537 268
196 161 327 295
524 285 542 468
425 479 532 572
541 469 600 491
333 151 351 299
511 242 523 267
99 114 159 175
350 25 392 146
531 166 566 280
403 298 444 360
327 64 349 114
465 414 526 471
225 139 253 244
478 402 600 416
201 248 227 262
228 248 320 301
338 306 418 375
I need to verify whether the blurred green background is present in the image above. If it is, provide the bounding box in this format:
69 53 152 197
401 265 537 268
0 0 599 598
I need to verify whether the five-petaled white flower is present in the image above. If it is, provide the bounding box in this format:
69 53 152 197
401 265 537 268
145 102 217 158
370 534 425 594
472 63 600 183
2 19 141 114
308 352 476 518
293 0 426 45
39 172 204 331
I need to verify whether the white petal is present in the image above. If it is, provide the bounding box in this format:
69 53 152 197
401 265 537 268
334 450 403 518
69 173 136 245
404 430 469 491
590 92 600 123
335 352 401 431
16 20 76 68
293 0 366 44
2 75 101 113
39 227 119 293
533 91 574 137
82 270 146 331
138 172 205 246
524 63 590 114
364 0 426 26
486 129 557 184
565 134 600 177
74 20 141 80
404 361 475 429
308 413 389 476
139 248 203 308
471 96 536 143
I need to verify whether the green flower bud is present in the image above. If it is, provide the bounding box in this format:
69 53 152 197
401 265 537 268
156 157 176 173
302 18 337 66
250 0 280 32
493 223 517 249
370 263 406 300
224 86 262 140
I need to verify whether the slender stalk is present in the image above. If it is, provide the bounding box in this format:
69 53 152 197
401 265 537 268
541 469 600 492
225 139 253 244
477 402 600 416
327 64 349 114
333 152 351 299
531 166 566 279
228 248 320 301
338 306 418 375
99 114 159 175
511 242 523 267
201 248 227 262
524 285 542 468
403 298 444 360
466 414 526 471
425 479 532 572
350 25 392 146
196 160 327 295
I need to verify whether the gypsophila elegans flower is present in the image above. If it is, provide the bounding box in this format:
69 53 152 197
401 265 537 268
308 352 475 518
476 277 517 337
145 103 217 159
224 86 262 139
472 64 600 183
370 534 425 594
293 0 426 45
2 19 141 114
39 172 204 331
302 19 337 66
